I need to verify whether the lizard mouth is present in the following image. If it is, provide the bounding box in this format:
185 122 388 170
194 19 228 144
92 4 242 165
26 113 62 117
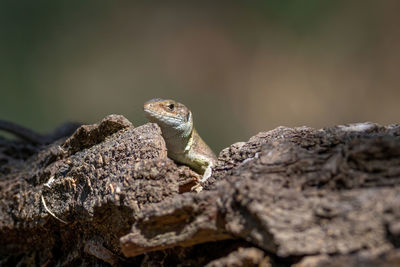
144 108 183 125
143 108 161 119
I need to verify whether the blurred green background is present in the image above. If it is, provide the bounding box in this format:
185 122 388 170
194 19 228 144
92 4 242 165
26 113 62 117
1 1 399 153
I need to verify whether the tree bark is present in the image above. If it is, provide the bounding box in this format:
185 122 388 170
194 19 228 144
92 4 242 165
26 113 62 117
1 117 399 266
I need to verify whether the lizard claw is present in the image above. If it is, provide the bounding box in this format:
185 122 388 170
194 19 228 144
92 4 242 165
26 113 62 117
200 165 212 183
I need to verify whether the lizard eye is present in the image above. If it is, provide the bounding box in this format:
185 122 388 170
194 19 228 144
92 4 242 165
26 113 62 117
167 103 175 110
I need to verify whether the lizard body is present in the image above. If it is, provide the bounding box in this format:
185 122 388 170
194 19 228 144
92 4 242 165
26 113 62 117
144 99 217 182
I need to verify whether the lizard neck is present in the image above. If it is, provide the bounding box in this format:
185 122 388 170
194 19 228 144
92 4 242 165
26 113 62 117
160 120 193 155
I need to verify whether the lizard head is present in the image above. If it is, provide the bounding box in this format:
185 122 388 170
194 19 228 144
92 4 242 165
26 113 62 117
144 99 193 138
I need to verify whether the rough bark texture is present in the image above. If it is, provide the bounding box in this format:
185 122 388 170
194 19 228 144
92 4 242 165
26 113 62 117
1 116 399 266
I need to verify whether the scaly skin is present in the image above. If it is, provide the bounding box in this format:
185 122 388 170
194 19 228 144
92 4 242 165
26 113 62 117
144 99 217 182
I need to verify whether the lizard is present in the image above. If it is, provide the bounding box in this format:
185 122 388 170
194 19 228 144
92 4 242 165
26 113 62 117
143 98 217 185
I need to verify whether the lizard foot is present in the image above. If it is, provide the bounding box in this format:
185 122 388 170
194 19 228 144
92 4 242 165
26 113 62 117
191 183 203 193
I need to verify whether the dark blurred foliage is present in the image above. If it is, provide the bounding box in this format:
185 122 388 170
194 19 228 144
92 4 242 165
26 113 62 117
1 1 399 152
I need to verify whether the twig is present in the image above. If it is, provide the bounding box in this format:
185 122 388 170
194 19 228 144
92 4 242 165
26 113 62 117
41 195 68 224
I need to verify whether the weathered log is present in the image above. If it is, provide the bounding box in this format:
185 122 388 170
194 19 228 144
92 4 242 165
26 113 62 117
1 118 399 266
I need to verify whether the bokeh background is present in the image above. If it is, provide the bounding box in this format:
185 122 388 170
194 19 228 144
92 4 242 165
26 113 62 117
1 1 399 153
